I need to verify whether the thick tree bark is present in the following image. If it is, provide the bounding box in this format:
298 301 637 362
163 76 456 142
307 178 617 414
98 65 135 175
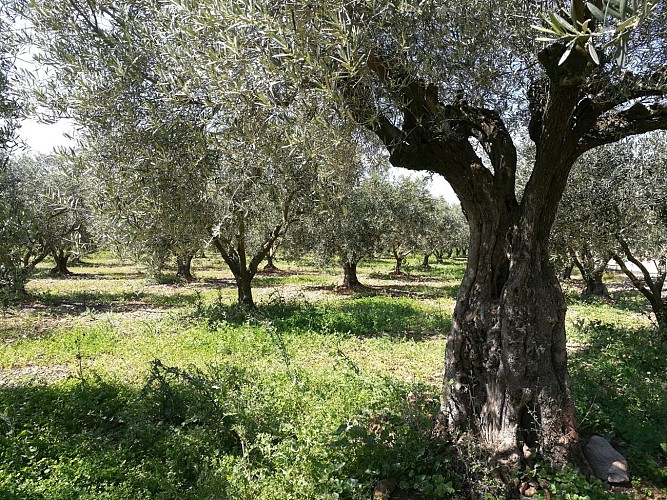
440 193 584 469
341 260 362 289
572 252 610 298
176 254 194 280
354 34 667 471
50 249 72 276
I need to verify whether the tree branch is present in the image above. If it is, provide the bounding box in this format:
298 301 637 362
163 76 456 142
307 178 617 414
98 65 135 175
577 102 667 155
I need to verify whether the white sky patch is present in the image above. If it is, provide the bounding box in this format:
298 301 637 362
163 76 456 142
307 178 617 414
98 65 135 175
18 118 75 154
390 167 459 204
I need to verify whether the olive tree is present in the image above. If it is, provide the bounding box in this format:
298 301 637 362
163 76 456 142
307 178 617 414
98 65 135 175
0 5 25 300
208 114 320 307
558 134 667 331
13 154 94 276
379 175 436 274
24 0 667 468
76 113 215 280
22 0 321 307
153 0 667 468
291 148 389 289
551 157 618 297
429 201 470 263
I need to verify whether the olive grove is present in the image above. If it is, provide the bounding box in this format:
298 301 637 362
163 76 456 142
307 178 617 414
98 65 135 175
20 0 667 470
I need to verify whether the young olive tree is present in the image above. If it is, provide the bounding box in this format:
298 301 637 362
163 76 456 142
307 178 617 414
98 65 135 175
292 158 388 289
612 134 667 334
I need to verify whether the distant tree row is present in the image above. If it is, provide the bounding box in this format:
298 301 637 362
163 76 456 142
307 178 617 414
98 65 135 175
551 133 667 332
2 142 468 307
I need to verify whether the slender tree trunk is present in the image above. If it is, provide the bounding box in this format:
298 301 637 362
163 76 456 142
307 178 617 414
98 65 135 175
50 249 72 276
341 260 362 289
176 254 194 280
434 249 444 264
422 253 431 269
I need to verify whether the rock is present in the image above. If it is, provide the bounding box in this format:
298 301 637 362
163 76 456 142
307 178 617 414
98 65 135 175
584 435 630 484
373 479 398 499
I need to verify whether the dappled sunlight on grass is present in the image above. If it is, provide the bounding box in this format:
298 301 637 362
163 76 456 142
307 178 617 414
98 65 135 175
568 320 667 487
2 253 666 497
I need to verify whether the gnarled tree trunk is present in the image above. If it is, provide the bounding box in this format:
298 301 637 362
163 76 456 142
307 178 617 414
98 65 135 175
50 249 72 276
176 254 194 280
341 259 362 289
352 29 667 470
572 249 610 298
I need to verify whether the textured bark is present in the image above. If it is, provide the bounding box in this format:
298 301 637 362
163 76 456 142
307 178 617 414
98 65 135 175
572 250 610 298
441 198 583 468
341 260 362 289
234 271 255 308
50 249 72 276
176 254 194 280
354 34 667 469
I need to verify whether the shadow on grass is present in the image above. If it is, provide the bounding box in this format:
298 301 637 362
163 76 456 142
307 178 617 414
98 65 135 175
0 361 457 499
373 284 460 300
196 295 451 341
0 366 240 498
568 320 667 486
23 289 200 317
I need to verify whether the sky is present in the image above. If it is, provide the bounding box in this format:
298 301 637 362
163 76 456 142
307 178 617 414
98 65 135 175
18 118 75 154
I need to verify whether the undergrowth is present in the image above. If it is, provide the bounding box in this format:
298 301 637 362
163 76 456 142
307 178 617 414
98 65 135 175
1 255 665 498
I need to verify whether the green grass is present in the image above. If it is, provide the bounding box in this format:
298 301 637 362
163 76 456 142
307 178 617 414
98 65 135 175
0 254 665 498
